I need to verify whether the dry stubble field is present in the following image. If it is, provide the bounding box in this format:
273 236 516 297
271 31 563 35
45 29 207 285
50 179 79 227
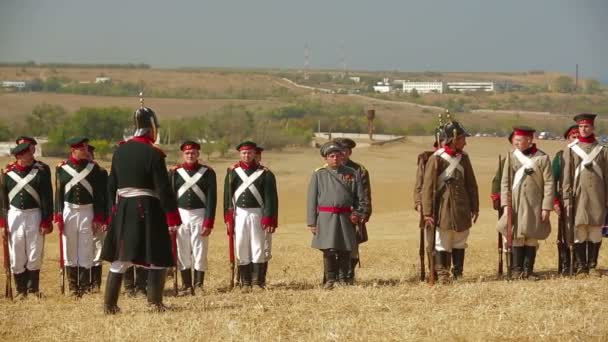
1 136 608 341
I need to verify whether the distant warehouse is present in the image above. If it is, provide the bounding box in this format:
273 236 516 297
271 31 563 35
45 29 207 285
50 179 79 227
446 82 494 92
402 81 444 94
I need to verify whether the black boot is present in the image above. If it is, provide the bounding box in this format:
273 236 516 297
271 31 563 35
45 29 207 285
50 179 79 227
147 269 168 312
239 264 253 292
523 246 540 280
347 258 358 284
123 266 136 296
67 266 80 297
180 269 194 295
588 242 602 277
91 265 102 292
323 250 339 289
511 247 525 280
337 252 352 285
27 269 41 296
135 267 148 296
103 272 123 314
193 270 205 289
252 263 266 289
79 267 91 295
435 251 451 284
14 271 29 299
451 249 465 280
260 262 268 288
574 243 588 276
558 244 571 276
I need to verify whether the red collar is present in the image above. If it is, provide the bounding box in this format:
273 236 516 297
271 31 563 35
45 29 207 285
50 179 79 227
443 145 461 157
69 156 88 167
130 135 155 145
522 144 538 156
13 162 32 173
579 134 596 143
181 162 199 171
238 161 258 170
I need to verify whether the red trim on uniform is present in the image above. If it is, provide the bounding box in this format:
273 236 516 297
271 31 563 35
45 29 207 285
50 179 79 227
513 129 534 137
578 134 596 143
12 163 32 172
93 213 105 225
165 210 182 227
70 142 87 149
522 144 538 156
443 145 460 157
490 193 500 201
261 216 274 226
40 217 52 230
203 218 215 229
576 119 594 125
566 127 579 138
0 217 6 228
53 213 64 225
182 162 199 171
318 206 353 214
553 197 561 207
130 135 155 145
238 161 258 170
238 145 256 151
224 209 234 224
181 144 200 151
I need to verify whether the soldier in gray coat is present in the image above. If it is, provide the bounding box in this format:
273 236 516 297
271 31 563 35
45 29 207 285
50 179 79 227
307 142 369 288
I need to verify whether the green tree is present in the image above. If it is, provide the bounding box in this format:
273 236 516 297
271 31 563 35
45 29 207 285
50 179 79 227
584 79 602 94
410 88 420 98
27 104 68 136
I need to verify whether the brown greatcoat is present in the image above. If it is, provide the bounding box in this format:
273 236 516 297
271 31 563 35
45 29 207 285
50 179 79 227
414 151 434 228
421 151 479 232
497 148 554 240
562 140 608 227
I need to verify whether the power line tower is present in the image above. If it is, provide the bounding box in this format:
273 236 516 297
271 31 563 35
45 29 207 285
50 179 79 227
339 41 347 78
304 42 310 81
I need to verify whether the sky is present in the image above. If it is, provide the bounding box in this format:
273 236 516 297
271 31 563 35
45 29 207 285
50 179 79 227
1 0 607 82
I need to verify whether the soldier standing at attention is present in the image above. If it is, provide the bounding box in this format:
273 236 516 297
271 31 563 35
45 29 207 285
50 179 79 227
170 141 216 295
254 146 273 282
224 141 278 291
101 98 182 314
422 121 479 283
307 142 369 288
563 113 608 277
332 138 371 284
552 125 579 276
15 136 52 186
88 144 108 292
55 137 107 297
498 127 553 280
0 143 53 298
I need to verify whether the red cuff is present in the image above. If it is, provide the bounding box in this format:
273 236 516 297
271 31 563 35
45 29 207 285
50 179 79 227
224 210 234 224
261 216 274 226
203 218 215 229
553 197 560 207
93 213 105 225
166 210 182 227
53 214 64 225
490 193 500 201
40 217 52 229
0 217 6 228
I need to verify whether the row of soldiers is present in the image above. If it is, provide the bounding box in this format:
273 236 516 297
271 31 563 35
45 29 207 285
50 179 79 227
415 112 607 283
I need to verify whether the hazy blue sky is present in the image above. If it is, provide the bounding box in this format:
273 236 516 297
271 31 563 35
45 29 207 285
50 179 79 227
1 0 607 81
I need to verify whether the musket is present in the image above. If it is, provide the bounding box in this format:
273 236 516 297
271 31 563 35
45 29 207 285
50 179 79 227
418 209 425 282
555 153 567 274
170 170 178 296
567 149 576 276
506 152 514 280
55 168 65 295
227 168 236 288
1 169 13 300
497 155 504 278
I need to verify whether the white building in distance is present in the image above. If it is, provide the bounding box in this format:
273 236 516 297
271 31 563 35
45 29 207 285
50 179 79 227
373 78 392 93
446 82 494 92
2 81 27 89
95 76 111 83
402 81 444 94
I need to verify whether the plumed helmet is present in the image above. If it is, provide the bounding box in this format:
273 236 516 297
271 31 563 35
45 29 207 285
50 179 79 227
133 92 159 138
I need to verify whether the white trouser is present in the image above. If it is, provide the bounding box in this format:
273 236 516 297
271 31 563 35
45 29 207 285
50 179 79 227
109 261 165 273
7 206 43 274
177 208 209 271
504 236 539 248
435 229 469 252
62 203 94 268
575 225 603 243
235 207 266 265
92 230 106 266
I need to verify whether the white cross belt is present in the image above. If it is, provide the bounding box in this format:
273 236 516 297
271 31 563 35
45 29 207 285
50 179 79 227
234 167 265 208
7 169 40 205
177 167 208 205
62 163 94 196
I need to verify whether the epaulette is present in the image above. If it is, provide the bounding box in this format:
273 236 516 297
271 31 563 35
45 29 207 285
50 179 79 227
56 161 66 168
228 163 239 171
314 163 329 172
5 162 16 171
117 140 127 146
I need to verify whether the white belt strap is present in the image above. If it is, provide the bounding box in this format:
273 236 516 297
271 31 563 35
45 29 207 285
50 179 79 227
569 139 604 182
437 152 463 191
117 187 159 199
7 169 40 205
62 163 94 196
177 167 207 205
511 149 541 190
234 167 265 208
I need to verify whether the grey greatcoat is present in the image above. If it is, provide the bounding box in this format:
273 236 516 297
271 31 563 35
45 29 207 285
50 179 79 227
307 165 368 251
497 148 554 240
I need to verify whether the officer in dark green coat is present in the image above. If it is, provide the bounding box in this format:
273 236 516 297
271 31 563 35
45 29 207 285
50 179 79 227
223 141 278 291
88 144 108 292
332 138 371 284
54 137 107 297
15 136 52 187
0 143 53 298
553 124 579 275
101 102 182 314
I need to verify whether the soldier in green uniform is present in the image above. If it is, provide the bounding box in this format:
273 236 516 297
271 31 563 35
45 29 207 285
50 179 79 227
169 141 217 294
88 144 108 292
254 146 273 282
224 141 278 291
0 143 53 298
307 142 369 288
54 137 107 297
15 136 52 185
422 121 479 283
563 113 608 277
552 125 579 275
101 102 182 314
332 137 371 284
